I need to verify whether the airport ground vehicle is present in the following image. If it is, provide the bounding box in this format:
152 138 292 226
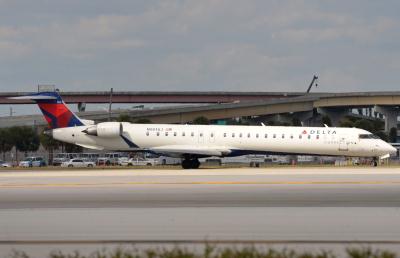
97 153 128 166
53 153 100 166
117 157 129 166
61 159 96 168
0 160 11 167
145 153 181 165
19 157 46 167
96 157 111 166
119 157 159 166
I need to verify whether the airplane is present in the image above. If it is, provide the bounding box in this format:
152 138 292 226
10 90 397 168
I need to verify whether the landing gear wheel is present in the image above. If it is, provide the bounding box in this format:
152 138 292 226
191 159 200 169
182 159 192 169
181 158 200 169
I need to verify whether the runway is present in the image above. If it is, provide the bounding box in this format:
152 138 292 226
1 167 400 208
1 167 400 256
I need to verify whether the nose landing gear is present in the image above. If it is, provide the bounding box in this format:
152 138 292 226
182 157 200 169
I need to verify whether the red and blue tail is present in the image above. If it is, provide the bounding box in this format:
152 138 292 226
10 91 84 129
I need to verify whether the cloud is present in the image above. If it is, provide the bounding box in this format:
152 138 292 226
0 0 399 95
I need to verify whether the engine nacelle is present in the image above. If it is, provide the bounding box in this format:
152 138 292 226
83 122 122 138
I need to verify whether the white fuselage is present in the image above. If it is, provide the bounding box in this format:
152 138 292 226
51 123 396 158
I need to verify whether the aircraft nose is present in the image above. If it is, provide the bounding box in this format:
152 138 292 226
388 144 397 154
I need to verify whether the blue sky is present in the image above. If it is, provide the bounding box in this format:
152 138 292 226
0 0 399 95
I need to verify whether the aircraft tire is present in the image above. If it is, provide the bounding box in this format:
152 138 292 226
182 158 200 169
182 159 191 169
191 159 200 169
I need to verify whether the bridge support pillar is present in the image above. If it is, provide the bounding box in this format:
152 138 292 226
77 102 86 112
375 105 399 132
317 107 349 127
296 111 315 126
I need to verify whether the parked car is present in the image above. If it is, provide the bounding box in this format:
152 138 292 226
61 159 96 168
52 157 70 166
19 157 46 167
117 157 129 166
123 157 159 166
0 160 11 168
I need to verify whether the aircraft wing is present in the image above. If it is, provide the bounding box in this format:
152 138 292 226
76 143 105 150
148 145 232 157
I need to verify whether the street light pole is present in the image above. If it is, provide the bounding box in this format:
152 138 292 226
108 88 113 121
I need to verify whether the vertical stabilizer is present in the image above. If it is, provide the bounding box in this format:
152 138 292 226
9 91 84 129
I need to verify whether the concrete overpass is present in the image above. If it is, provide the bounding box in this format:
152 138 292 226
1 91 399 132
0 91 306 105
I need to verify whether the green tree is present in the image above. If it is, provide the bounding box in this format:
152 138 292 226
9 126 40 162
0 128 13 161
117 114 132 122
321 115 332 127
192 116 210 125
389 127 397 143
375 131 388 141
39 129 61 165
134 118 152 124
353 119 375 133
339 120 354 128
64 142 83 153
291 117 302 126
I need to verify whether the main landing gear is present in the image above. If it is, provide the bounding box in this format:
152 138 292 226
181 157 200 169
371 157 378 167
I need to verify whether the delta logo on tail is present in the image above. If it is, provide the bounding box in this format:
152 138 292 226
9 91 84 129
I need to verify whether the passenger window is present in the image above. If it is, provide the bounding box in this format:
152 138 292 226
308 135 311 139
299 135 302 139
247 133 251 138
273 134 276 138
256 133 259 138
264 134 268 138
165 132 168 136
316 135 320 139
224 133 227 137
282 134 285 139
174 132 177 136
182 132 185 136
156 132 160 136
239 133 242 138
146 132 149 136
200 133 203 137
232 133 235 138
191 132 194 137
211 133 214 137
290 135 293 139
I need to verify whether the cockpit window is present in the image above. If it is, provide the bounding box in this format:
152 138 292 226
359 134 380 139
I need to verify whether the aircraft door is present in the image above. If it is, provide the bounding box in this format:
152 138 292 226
338 137 349 151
